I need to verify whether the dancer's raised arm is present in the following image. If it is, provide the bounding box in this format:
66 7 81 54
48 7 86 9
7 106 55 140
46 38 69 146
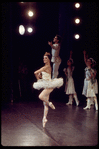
83 50 87 65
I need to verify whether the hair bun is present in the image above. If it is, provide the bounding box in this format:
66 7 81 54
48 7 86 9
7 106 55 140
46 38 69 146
44 52 51 56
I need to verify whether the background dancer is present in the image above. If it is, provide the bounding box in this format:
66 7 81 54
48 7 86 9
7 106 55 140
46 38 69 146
33 52 63 128
48 35 61 79
63 51 79 106
83 50 98 110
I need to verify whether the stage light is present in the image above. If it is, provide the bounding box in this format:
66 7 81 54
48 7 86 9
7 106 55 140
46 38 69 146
28 10 34 17
74 34 80 39
75 18 80 24
19 25 25 35
27 27 33 33
75 3 80 8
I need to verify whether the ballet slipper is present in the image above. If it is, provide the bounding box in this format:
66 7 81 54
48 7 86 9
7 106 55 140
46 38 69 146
42 118 48 128
49 102 55 109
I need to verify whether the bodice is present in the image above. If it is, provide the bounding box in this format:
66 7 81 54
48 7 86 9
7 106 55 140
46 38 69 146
42 72 51 80
51 44 60 57
67 67 74 78
85 67 92 80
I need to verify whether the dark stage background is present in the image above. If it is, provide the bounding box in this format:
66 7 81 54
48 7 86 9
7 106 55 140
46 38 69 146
2 2 98 104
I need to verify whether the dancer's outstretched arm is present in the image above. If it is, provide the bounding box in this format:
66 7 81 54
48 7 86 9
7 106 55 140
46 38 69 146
48 41 59 50
70 50 73 59
83 50 87 65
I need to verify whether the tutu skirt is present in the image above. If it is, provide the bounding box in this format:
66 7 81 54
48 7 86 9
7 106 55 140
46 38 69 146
65 77 76 95
86 80 98 97
33 78 63 90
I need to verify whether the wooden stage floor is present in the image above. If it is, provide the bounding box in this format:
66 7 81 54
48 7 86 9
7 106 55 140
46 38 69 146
1 100 98 146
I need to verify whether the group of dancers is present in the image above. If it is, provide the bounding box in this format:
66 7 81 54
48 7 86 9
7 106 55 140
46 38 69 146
33 34 98 128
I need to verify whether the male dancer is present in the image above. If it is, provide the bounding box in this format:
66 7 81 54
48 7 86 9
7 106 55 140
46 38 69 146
48 35 62 79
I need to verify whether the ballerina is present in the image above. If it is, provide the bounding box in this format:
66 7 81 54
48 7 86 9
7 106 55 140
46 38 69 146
33 52 63 128
82 50 98 110
63 51 79 106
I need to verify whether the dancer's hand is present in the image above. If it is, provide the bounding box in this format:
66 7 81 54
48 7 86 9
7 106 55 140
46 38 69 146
83 50 86 55
48 41 53 46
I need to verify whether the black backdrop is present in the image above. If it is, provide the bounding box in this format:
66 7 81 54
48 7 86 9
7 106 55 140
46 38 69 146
2 2 98 104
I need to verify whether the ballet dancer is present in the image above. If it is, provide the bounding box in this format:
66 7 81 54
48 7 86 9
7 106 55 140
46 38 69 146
82 50 98 110
63 51 79 106
33 52 63 128
48 35 62 79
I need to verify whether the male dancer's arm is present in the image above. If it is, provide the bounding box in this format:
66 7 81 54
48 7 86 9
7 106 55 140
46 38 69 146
48 41 59 50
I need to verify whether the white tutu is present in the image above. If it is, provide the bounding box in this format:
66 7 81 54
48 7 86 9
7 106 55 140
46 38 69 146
33 71 63 90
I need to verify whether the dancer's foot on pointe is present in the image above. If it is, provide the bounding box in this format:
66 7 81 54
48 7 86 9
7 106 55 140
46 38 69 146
49 102 55 109
83 106 90 110
42 118 48 128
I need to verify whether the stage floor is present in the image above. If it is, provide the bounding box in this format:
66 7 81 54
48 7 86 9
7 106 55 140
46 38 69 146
1 100 98 146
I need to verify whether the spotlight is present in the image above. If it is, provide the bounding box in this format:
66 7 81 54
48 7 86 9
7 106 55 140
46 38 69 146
27 27 33 33
74 34 80 39
75 3 80 9
75 18 80 24
28 10 34 17
19 25 25 35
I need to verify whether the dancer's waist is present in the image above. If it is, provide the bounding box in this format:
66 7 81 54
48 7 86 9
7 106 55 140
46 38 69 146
51 56 61 63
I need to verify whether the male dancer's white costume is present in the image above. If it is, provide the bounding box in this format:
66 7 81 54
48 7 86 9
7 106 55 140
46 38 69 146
51 43 61 79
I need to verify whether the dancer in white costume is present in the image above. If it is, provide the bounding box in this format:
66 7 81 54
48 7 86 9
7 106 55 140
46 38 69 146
33 52 63 127
48 35 61 79
63 51 79 106
82 50 98 110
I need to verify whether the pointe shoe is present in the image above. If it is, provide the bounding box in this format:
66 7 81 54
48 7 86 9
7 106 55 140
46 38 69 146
49 102 55 110
83 106 90 110
66 102 72 105
42 118 48 128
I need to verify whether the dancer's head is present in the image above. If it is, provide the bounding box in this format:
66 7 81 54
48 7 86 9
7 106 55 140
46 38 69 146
43 52 51 64
86 58 93 67
53 35 61 43
89 58 96 68
67 59 73 66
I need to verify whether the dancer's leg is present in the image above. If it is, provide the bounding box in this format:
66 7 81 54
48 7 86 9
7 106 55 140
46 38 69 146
73 93 79 106
52 62 60 79
42 96 49 128
94 96 98 110
90 97 94 106
39 89 55 127
39 88 55 109
83 98 91 110
66 94 73 105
